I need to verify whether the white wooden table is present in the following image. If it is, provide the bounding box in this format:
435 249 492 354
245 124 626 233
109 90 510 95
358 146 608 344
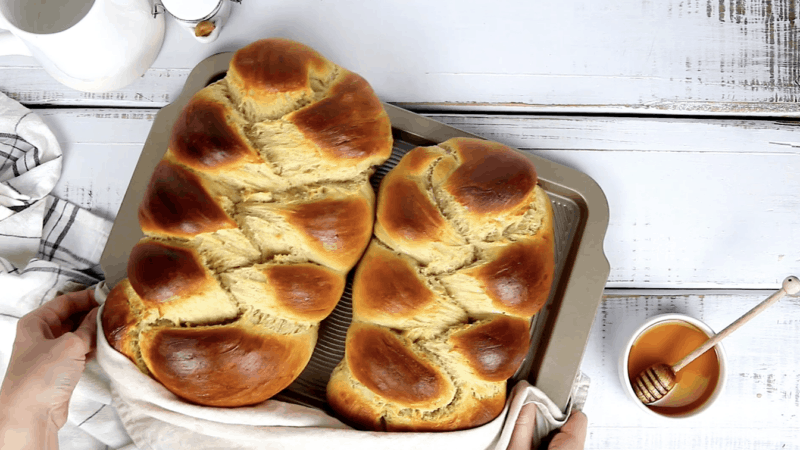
2 1 799 448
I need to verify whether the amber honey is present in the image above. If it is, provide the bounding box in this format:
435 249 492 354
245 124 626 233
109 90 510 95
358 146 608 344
627 320 721 416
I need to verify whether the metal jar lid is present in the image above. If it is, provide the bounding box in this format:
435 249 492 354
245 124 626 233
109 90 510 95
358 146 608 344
159 0 222 22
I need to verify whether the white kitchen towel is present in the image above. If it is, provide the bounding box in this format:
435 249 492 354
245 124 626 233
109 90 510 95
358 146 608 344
0 91 132 450
0 90 62 268
95 282 589 450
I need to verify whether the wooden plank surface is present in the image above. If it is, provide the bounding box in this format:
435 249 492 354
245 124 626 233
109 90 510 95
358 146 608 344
583 290 800 449
41 109 800 289
1 0 800 114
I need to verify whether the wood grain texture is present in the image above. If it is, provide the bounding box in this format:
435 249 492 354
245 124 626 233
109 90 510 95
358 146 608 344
41 109 800 288
583 291 800 449
40 110 155 222
0 63 181 107
1 0 799 114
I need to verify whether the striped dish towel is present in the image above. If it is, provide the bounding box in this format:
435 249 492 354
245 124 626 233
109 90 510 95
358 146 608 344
0 91 133 449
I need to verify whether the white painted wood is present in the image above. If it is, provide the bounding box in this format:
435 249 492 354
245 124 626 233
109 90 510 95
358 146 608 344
582 291 800 449
427 114 800 154
41 109 800 289
41 110 156 222
0 62 184 106
1 0 800 114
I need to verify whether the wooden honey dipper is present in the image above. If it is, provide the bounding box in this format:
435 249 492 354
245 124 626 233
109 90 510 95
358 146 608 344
633 275 800 405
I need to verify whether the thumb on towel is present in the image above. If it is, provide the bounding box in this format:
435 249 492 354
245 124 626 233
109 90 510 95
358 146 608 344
548 411 588 450
507 402 537 449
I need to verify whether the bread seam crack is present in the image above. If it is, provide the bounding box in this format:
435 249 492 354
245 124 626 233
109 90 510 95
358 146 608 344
239 305 314 335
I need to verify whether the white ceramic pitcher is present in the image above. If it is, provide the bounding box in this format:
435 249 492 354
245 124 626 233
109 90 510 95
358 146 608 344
0 0 165 92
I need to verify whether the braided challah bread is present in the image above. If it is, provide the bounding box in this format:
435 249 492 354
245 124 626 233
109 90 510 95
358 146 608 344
101 38 392 407
326 137 555 431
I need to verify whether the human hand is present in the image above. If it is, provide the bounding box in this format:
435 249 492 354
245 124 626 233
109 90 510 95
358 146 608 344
0 290 99 449
508 403 588 450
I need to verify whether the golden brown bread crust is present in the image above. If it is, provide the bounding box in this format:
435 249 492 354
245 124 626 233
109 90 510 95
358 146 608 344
126 240 211 303
261 263 345 322
168 94 262 172
380 176 451 243
102 280 139 358
234 182 376 274
227 38 332 101
352 243 436 319
346 324 453 407
374 146 465 267
282 194 374 272
328 137 555 431
290 72 392 161
101 38 392 407
326 359 505 432
225 38 392 177
350 242 468 333
439 138 538 215
449 315 531 382
138 161 237 238
467 236 555 318
140 321 316 407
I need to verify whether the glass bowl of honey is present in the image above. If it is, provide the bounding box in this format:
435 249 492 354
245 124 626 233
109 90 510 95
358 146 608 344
618 313 727 419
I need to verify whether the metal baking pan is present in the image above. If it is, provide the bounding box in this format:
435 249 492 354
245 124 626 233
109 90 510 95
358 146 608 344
100 51 610 417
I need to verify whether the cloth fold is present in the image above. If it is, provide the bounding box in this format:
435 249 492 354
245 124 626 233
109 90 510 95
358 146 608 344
0 91 62 268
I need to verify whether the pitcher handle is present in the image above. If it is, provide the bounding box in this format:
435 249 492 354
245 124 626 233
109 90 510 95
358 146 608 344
0 30 32 56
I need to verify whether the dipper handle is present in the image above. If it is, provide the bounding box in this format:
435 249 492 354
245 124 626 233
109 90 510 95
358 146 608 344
672 276 800 373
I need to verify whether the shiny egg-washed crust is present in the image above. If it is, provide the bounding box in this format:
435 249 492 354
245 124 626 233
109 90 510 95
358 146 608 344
101 38 392 407
327 137 555 431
